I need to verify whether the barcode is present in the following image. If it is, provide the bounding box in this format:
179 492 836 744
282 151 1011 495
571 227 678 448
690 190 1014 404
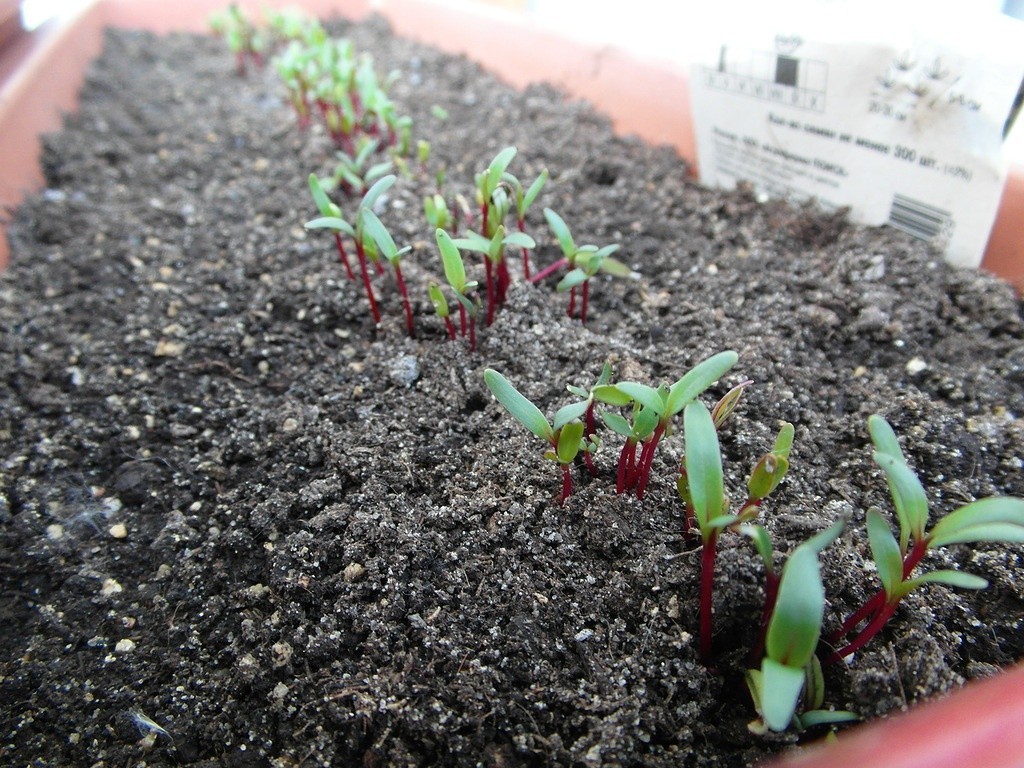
887 194 951 241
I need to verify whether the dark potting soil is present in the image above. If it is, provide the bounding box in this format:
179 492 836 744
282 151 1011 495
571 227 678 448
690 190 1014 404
2 16 1024 768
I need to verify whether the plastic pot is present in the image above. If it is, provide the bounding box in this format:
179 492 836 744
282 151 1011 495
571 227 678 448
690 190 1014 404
1 2 1022 766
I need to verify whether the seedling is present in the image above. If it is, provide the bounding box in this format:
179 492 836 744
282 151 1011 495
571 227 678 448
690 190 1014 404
306 173 355 281
509 168 548 278
360 208 415 337
435 229 480 350
424 193 453 233
483 369 597 505
306 175 401 327
535 208 632 323
332 138 394 196
209 4 265 76
595 350 739 500
427 283 456 340
453 226 536 325
745 522 856 733
825 415 1024 663
680 400 793 661
563 363 614 476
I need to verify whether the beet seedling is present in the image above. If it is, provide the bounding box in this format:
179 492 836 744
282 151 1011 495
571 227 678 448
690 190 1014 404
435 229 480 350
483 369 597 505
826 415 1024 663
332 138 394 196
306 173 356 281
453 226 536 325
681 400 794 661
595 350 739 500
360 208 415 337
210 4 265 76
534 208 632 323
745 521 856 733
564 363 614 477
510 168 548 278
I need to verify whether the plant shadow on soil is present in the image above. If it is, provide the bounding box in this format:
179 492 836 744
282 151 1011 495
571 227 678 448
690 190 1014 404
2 15 1024 768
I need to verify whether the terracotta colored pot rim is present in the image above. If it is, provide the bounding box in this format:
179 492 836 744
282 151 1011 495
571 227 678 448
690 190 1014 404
0 4 1023 767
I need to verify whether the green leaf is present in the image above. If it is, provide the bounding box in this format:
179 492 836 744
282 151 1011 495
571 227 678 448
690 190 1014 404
760 659 806 732
308 173 336 216
867 508 903 598
765 546 825 668
683 401 725 530
928 522 1024 548
747 453 789 501
305 216 355 236
598 255 632 277
873 451 929 550
556 420 584 464
436 229 467 293
899 569 988 598
665 351 739 418
452 231 492 253
772 422 795 459
556 268 590 292
711 381 749 429
485 146 517 197
739 524 775 574
359 174 396 211
503 232 536 249
801 519 845 555
553 400 591 430
483 369 554 442
868 414 905 461
929 497 1024 545
522 169 548 210
544 208 576 258
427 283 449 318
601 412 634 438
615 382 665 414
804 654 825 711
796 710 860 728
360 209 399 261
592 384 633 407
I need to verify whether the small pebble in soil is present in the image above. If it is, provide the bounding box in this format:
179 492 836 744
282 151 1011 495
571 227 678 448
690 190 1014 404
109 523 128 539
388 355 420 387
101 578 123 597
343 562 367 582
114 638 136 654
906 356 928 374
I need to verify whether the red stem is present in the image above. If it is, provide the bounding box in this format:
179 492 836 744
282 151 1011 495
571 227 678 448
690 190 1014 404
700 531 719 663
634 424 666 500
334 233 356 281
580 280 590 325
443 316 456 340
496 258 511 305
468 316 476 352
616 438 637 494
567 286 576 318
518 218 531 279
530 257 568 284
558 463 573 506
485 256 496 327
458 303 467 337
392 262 415 338
749 571 781 665
354 239 381 325
827 601 899 664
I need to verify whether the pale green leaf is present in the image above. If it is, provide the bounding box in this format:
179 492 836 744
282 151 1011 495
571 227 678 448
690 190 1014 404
765 547 824 669
867 508 903 598
683 401 725 530
760 659 805 733
553 400 591 430
483 369 553 442
665 350 739 418
556 420 584 464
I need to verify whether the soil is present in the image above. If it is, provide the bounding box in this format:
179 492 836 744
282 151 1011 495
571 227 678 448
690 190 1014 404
2 16 1024 768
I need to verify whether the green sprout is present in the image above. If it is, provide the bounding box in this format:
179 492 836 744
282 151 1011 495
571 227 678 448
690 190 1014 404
360 208 415 337
745 522 857 733
483 369 597 505
563 362 614 477
453 226 536 326
427 282 456 340
306 173 356 281
826 415 1024 663
594 350 739 500
209 4 265 76
680 399 793 661
424 193 452 233
435 229 480 350
306 175 402 328
332 138 394 196
534 208 632 324
509 168 548 278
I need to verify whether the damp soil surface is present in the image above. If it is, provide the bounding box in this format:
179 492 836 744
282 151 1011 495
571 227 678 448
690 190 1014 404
3 17 1024 768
